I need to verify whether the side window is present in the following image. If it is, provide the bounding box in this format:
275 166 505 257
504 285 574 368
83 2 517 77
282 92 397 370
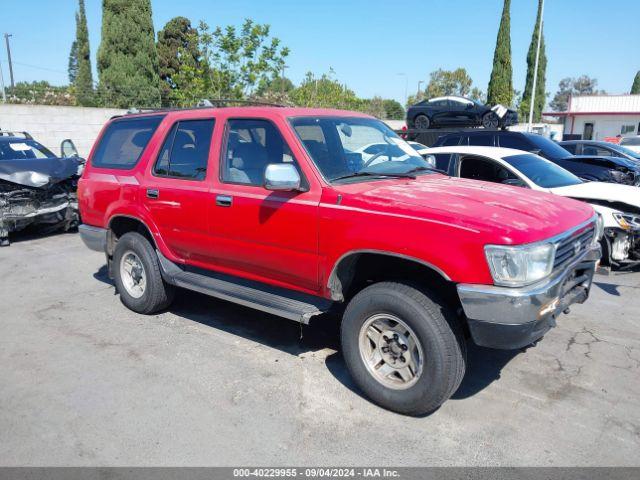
583 145 613 157
433 153 453 172
562 143 577 154
92 115 163 169
153 119 214 180
468 135 494 146
498 134 531 151
222 119 299 186
459 155 518 184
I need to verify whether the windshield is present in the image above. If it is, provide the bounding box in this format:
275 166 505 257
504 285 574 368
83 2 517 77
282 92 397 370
289 117 434 182
606 143 640 160
526 134 572 161
0 139 55 161
502 153 582 188
620 137 640 146
503 153 582 188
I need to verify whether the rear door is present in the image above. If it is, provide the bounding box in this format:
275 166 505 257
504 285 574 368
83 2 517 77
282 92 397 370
207 116 321 293
141 117 218 265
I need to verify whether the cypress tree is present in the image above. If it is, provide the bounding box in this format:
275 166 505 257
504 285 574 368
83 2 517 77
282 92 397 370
74 0 94 106
520 0 547 121
487 0 513 106
68 41 78 84
632 71 640 94
97 0 161 108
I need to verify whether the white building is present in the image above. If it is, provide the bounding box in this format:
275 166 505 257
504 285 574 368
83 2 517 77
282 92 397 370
544 94 640 141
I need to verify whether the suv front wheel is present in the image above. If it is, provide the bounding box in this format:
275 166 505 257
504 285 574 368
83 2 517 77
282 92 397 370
340 282 466 415
112 231 175 314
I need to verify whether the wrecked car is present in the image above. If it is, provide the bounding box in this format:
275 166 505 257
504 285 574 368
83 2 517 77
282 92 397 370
0 132 82 246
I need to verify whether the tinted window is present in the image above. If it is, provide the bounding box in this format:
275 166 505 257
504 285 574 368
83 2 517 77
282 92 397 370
526 134 572 160
0 139 54 160
468 134 494 146
459 155 519 184
561 143 577 154
502 153 582 188
621 137 640 146
222 119 298 186
433 153 453 172
497 134 531 151
582 145 613 157
92 116 163 169
154 119 214 180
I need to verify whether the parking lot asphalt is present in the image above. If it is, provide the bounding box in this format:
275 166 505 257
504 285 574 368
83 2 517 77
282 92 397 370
1 232 639 467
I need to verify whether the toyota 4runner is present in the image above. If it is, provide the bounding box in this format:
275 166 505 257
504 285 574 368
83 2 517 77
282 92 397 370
78 106 602 415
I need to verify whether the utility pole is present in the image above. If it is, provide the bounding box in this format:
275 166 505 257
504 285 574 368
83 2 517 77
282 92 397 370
280 64 288 97
0 57 6 102
4 34 14 88
528 0 545 132
417 80 424 100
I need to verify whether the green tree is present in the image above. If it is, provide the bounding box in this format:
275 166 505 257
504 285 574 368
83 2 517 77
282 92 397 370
425 68 473 98
383 99 404 119
487 0 513 106
632 71 640 94
519 0 547 121
549 76 603 112
73 0 94 106
68 41 78 84
198 19 289 99
256 75 294 97
97 0 161 108
157 17 205 106
290 70 358 109
7 81 75 106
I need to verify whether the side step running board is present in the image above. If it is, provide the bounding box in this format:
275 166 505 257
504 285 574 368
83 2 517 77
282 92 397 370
156 251 332 324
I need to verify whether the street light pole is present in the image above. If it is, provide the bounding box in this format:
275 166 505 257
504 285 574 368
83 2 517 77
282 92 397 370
4 33 14 89
528 0 545 132
417 80 424 100
0 60 6 102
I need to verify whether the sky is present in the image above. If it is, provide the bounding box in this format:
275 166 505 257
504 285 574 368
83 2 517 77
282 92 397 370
0 0 638 106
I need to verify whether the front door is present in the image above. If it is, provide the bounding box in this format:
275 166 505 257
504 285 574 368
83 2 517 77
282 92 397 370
141 118 217 266
583 123 594 140
207 118 321 293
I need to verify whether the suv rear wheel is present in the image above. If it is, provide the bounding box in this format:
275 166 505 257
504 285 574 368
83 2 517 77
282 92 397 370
340 282 466 415
414 114 430 130
113 231 175 314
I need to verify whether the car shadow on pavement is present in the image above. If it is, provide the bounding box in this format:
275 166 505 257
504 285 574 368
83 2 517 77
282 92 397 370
92 265 520 409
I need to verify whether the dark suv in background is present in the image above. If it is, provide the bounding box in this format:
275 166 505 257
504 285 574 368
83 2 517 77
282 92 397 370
432 130 640 186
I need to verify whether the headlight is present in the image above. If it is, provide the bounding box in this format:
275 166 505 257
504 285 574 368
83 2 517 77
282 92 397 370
423 154 436 168
485 243 556 287
613 212 640 231
594 213 605 244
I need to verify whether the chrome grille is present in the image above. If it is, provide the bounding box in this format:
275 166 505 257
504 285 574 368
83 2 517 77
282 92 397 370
553 223 596 270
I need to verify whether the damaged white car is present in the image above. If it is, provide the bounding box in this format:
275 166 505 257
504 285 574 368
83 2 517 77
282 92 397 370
0 132 82 246
425 146 640 269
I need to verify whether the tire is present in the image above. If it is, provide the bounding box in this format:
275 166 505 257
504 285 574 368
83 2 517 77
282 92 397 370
112 231 175 314
340 282 466 415
482 111 499 129
414 114 430 130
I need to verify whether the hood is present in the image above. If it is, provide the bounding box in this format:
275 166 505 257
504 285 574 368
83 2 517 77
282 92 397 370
551 181 640 210
0 157 81 188
333 175 594 244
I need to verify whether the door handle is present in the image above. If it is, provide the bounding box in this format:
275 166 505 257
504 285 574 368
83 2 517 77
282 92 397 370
216 194 233 207
146 188 159 199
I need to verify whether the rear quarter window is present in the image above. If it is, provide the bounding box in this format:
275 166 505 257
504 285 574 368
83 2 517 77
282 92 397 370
91 115 164 169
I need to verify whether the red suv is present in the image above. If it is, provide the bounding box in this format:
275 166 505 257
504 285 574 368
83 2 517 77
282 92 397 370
78 106 602 415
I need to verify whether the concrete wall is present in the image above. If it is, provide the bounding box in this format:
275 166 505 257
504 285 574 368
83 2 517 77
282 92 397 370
0 104 126 158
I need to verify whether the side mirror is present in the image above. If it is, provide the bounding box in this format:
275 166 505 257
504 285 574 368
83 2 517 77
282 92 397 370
466 103 474 109
264 163 301 191
61 139 79 158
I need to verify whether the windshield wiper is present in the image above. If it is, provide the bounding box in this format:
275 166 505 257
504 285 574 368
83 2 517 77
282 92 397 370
332 171 416 182
404 165 448 175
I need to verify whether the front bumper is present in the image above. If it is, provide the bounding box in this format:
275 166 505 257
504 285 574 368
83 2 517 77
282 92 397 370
79 224 107 252
457 245 601 349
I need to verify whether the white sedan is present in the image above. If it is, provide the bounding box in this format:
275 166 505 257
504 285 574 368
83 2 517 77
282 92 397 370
425 145 640 268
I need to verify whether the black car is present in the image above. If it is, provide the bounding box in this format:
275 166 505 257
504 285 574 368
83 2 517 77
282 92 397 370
406 95 518 130
432 130 640 186
559 140 640 163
